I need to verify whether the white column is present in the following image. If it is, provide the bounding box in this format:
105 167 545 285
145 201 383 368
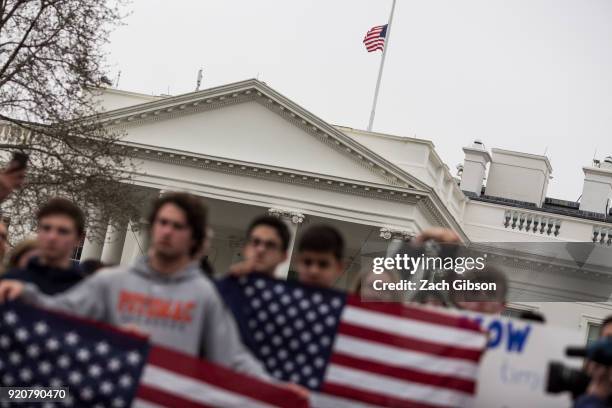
268 209 305 280
120 219 150 265
79 215 109 261
80 231 104 261
100 220 128 265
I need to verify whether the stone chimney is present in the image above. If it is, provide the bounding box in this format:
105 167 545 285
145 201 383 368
460 140 491 196
579 156 612 214
485 149 552 206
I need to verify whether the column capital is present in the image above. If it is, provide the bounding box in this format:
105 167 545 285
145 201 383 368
379 227 415 241
267 208 305 225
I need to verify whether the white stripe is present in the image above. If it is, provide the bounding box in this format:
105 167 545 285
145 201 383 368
132 399 165 408
326 364 474 408
311 391 383 408
342 305 486 349
140 364 277 408
334 334 479 380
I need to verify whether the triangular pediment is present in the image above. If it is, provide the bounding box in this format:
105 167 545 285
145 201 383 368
99 79 429 190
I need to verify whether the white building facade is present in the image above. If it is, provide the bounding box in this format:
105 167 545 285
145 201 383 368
74 79 611 341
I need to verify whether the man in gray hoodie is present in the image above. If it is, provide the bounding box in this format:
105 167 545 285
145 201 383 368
0 192 269 380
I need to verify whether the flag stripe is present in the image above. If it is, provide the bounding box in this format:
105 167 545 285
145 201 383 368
339 321 482 362
132 398 166 408
333 334 479 381
140 364 278 408
322 382 454 408
137 384 216 408
342 305 485 349
310 391 383 408
146 346 303 408
346 297 482 333
325 364 473 407
330 352 475 393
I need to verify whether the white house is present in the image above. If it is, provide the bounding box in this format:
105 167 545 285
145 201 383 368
72 79 612 341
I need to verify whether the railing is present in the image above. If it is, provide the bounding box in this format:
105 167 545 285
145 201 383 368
503 210 561 236
592 226 612 246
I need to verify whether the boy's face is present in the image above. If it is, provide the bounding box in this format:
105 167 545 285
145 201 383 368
243 225 287 276
297 250 343 288
37 214 81 264
150 203 194 261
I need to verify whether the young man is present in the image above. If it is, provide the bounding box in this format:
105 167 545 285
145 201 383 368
295 224 345 288
0 220 8 270
0 155 26 204
0 192 268 379
229 215 290 277
2 198 85 294
574 316 612 408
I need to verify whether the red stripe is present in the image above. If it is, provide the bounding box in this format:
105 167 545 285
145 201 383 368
322 383 455 408
330 353 475 394
147 346 308 408
338 322 483 362
137 384 215 408
346 296 483 334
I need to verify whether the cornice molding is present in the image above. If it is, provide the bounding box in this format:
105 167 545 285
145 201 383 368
417 197 453 230
128 146 423 205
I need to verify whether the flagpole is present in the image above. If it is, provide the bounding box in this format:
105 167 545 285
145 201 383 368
367 0 397 132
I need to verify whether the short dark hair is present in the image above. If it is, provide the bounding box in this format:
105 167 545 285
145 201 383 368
298 224 344 260
148 192 207 256
246 215 290 251
37 198 85 237
601 315 612 335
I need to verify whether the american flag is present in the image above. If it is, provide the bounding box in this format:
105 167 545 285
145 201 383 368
0 301 307 408
363 24 388 52
0 301 148 408
217 275 488 408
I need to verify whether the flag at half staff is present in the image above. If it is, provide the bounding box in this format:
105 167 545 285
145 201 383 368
363 24 388 52
216 274 489 408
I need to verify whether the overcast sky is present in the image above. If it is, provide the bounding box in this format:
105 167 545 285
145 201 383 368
105 0 612 201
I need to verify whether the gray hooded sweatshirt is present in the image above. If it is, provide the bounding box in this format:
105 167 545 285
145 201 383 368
20 256 269 380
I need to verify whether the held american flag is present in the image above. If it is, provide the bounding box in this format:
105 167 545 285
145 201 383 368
0 301 307 408
363 24 389 52
217 275 488 408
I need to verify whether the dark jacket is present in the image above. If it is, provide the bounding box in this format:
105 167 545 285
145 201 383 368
1 257 85 295
574 395 611 408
